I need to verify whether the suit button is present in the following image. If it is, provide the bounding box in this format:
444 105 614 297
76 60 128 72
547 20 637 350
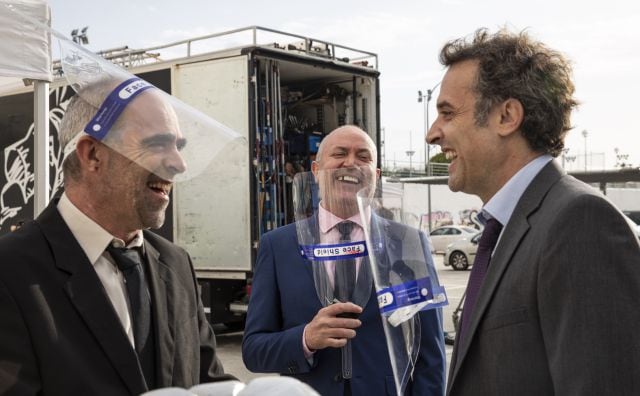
333 373 342 382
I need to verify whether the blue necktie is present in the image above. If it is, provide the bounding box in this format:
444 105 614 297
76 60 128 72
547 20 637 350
107 244 156 388
458 218 503 343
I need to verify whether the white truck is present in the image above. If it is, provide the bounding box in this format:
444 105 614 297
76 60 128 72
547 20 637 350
0 26 381 327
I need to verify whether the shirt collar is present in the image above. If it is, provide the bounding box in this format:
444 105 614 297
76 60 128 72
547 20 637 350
318 202 368 234
482 154 553 226
57 192 144 265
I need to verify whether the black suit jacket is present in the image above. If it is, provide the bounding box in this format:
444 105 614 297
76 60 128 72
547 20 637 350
447 160 640 395
0 200 231 395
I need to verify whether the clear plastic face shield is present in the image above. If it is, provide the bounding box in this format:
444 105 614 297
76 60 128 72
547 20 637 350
3 2 243 183
293 165 379 307
56 38 242 182
292 165 376 380
356 185 448 395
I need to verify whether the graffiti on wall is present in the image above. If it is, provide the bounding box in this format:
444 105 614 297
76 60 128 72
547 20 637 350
420 207 481 232
0 86 71 231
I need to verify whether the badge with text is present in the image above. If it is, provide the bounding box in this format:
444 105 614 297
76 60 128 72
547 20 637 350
299 241 368 261
377 277 437 314
84 77 155 141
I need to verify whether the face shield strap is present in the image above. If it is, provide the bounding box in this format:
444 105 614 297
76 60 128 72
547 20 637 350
61 78 156 166
83 77 156 141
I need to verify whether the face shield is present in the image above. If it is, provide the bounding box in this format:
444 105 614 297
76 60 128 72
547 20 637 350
54 36 243 182
292 165 377 380
356 184 448 395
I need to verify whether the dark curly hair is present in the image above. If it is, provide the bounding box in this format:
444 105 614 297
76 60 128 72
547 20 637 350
439 28 579 156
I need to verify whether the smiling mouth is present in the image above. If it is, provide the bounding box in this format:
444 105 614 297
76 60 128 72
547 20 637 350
336 174 361 184
148 180 172 196
444 150 458 161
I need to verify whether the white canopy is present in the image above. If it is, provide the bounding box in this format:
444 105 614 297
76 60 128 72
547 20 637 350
0 0 52 216
0 0 52 92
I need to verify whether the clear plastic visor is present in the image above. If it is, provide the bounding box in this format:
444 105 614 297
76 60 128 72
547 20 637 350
51 22 243 182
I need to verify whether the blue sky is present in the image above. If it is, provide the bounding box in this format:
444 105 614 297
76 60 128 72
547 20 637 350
48 0 640 170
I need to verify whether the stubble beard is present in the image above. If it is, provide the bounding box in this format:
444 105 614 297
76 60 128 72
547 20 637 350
136 193 169 230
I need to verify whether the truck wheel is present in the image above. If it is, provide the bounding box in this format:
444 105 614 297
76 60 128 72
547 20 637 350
449 251 469 271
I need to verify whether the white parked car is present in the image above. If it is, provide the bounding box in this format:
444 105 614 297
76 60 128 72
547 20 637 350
429 225 479 254
443 232 481 270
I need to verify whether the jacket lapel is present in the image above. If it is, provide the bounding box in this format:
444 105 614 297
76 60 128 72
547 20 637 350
37 201 147 395
293 215 323 299
143 239 175 388
449 160 565 386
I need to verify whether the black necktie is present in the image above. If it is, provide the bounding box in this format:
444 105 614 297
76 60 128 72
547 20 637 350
107 244 156 389
458 218 503 343
334 221 356 302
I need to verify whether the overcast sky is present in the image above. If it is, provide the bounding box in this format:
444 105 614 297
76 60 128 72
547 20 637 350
48 0 640 170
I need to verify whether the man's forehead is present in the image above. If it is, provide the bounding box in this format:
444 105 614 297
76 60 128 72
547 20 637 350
444 61 478 90
121 91 179 127
325 129 373 149
438 61 479 108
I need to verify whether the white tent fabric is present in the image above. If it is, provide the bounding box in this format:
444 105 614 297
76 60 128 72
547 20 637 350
0 0 52 93
0 0 52 217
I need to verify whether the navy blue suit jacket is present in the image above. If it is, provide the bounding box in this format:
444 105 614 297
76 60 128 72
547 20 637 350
242 216 445 396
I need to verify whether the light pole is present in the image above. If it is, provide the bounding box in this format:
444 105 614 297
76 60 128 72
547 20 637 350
406 150 415 177
406 130 415 177
418 83 441 175
582 129 588 171
418 82 440 233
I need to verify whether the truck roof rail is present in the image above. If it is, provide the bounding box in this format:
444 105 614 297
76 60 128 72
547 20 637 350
52 26 378 75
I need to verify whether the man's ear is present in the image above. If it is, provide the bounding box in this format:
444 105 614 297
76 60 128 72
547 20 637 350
75 136 104 172
496 98 524 137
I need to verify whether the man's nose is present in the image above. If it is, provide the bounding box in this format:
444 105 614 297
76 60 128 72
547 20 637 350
343 153 357 167
426 120 441 145
165 147 187 177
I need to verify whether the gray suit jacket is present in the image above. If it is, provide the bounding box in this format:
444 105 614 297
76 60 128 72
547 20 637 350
447 160 640 396
0 200 232 395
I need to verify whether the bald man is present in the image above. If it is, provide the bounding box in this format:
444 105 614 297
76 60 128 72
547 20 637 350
242 126 445 396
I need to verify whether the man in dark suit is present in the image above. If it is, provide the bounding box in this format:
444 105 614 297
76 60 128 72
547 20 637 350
242 125 445 395
426 28 640 395
0 83 232 395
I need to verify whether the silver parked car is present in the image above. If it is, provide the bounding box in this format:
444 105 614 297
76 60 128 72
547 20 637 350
443 231 481 270
429 225 479 254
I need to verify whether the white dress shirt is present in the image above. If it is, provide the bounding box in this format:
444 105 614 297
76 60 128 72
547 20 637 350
480 154 553 250
57 192 144 347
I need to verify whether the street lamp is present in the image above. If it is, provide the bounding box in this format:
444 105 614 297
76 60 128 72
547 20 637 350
418 82 440 233
418 82 441 175
406 150 415 177
406 130 415 176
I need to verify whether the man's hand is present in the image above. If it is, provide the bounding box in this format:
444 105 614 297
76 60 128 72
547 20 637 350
304 302 363 350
